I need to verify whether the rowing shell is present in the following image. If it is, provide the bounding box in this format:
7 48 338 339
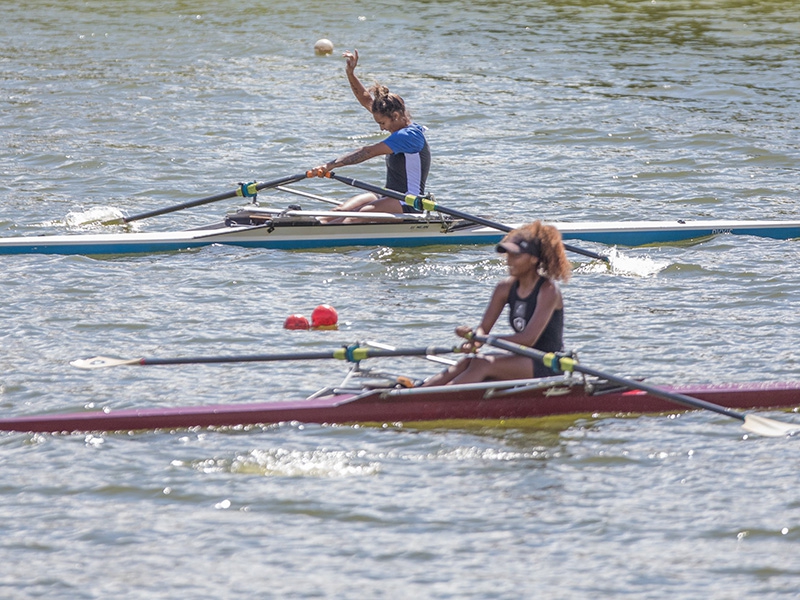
0 208 799 256
2 377 798 433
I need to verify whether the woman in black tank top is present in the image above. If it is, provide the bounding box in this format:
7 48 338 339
423 221 571 386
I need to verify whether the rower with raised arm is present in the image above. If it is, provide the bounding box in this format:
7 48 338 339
423 221 572 386
308 50 431 223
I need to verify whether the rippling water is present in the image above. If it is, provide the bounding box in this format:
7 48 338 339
2 1 800 598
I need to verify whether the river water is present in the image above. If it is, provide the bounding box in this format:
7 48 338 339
2 1 800 598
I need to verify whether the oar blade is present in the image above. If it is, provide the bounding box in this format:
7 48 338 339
742 414 800 438
70 356 142 370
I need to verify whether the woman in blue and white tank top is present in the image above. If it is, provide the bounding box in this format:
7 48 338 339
423 221 572 386
309 50 430 222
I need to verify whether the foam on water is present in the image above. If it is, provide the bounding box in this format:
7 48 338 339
573 247 670 278
190 448 383 478
606 247 671 278
63 206 129 229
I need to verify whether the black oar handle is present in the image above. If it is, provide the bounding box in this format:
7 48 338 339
330 174 609 263
120 173 308 224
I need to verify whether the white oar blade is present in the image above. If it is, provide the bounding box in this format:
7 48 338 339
70 356 142 370
742 414 800 438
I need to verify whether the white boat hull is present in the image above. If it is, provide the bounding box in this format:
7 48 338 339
0 211 798 256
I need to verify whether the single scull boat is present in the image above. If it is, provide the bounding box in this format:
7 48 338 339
1 206 799 256
2 371 798 434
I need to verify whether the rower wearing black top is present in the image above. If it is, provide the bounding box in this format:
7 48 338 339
506 277 565 377
423 221 572 386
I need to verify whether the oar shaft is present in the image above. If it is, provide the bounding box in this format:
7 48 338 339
333 175 512 231
120 173 308 224
140 352 336 366
330 174 609 263
78 345 461 369
331 173 431 209
121 191 236 224
568 362 745 421
476 335 746 422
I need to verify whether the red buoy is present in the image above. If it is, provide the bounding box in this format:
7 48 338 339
311 304 338 329
283 314 310 330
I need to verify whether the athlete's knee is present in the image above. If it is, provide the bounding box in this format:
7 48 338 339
463 356 492 379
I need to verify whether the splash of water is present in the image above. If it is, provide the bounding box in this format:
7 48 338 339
575 247 670 278
63 206 128 229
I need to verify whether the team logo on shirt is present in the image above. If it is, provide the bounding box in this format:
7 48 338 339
512 301 528 332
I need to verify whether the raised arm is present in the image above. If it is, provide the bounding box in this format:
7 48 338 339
344 50 374 112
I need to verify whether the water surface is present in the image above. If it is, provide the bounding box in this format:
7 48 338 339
1 1 799 598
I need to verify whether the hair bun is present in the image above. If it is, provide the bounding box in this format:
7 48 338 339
369 83 406 117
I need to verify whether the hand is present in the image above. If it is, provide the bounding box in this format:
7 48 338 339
306 166 332 178
459 339 483 353
343 49 359 73
455 326 482 352
455 325 473 339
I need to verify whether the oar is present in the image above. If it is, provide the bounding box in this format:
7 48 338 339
327 173 609 263
103 173 309 225
473 334 799 437
365 339 459 366
71 344 462 370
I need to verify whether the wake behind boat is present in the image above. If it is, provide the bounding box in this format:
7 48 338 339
1 204 799 257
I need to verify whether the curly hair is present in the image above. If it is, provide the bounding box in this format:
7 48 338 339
503 221 572 282
369 83 408 118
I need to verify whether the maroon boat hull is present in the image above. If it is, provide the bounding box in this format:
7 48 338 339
1 380 799 434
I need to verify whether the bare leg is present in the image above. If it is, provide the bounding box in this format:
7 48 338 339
319 194 405 224
421 356 473 387
423 354 536 387
450 354 534 385
337 192 381 212
341 196 405 223
319 193 379 223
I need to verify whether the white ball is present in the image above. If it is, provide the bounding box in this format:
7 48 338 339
314 39 334 56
